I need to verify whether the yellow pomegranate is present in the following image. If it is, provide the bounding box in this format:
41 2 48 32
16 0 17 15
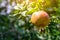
31 11 50 28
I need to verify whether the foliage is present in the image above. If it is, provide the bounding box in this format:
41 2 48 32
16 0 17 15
0 0 60 40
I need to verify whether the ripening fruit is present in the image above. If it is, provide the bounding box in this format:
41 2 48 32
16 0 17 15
31 11 50 28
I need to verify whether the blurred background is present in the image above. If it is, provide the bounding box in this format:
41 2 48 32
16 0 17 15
0 0 60 40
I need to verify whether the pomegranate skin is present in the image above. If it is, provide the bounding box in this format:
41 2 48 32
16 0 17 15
31 11 50 28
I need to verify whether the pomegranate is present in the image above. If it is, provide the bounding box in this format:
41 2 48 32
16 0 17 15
31 11 50 28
